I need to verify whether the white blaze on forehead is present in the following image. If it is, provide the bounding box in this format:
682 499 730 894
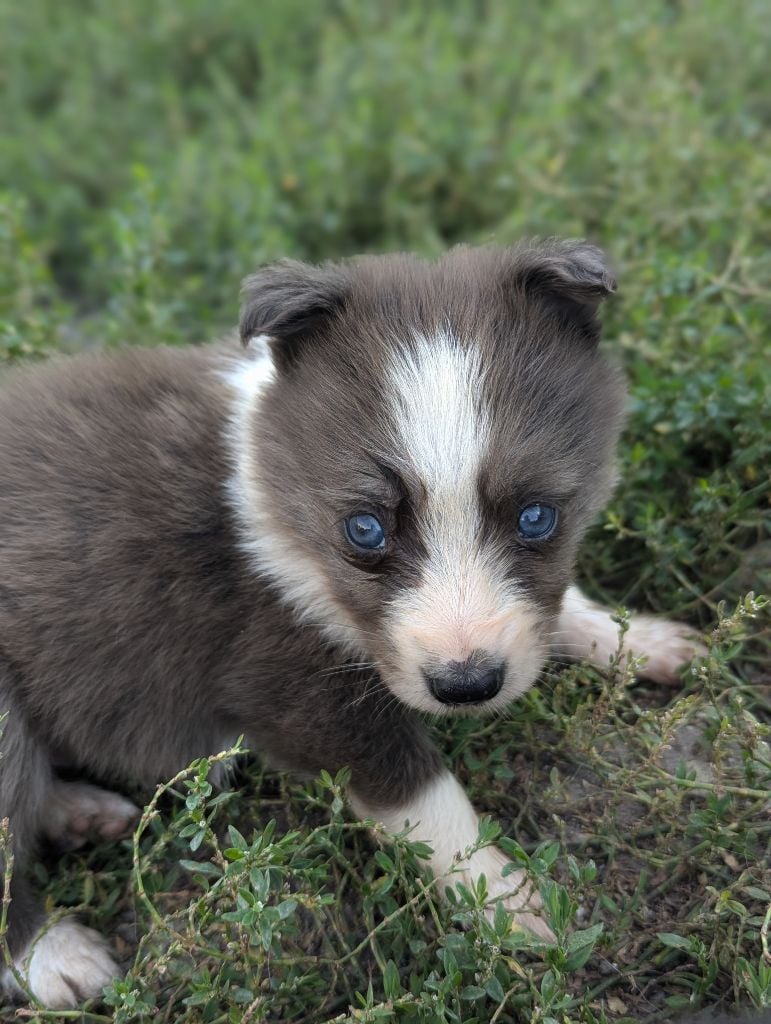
384 331 544 703
386 332 497 644
387 330 489 518
386 330 493 616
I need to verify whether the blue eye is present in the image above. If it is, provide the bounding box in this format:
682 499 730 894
345 513 386 552
517 503 558 540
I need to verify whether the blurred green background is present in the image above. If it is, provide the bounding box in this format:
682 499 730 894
2 0 769 615
2 1 768 340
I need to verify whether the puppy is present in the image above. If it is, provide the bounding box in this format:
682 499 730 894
0 240 702 1008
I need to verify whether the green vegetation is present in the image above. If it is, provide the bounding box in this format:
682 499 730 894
1 0 769 1020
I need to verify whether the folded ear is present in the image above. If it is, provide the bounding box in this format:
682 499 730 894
508 239 617 343
239 259 351 370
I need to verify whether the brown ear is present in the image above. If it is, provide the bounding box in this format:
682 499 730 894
239 259 351 371
507 239 617 342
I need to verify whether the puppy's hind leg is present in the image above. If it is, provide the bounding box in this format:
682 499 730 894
554 585 706 684
44 780 140 852
0 674 119 1008
0 680 52 965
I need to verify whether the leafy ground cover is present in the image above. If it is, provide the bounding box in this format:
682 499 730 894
1 1 769 1020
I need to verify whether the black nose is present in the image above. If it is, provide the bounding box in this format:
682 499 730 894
423 657 506 705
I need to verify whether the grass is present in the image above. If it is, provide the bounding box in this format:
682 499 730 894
1 0 770 1020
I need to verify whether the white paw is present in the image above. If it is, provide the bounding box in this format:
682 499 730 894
45 781 140 850
623 616 706 684
556 587 706 684
7 918 120 1009
355 772 555 941
449 845 555 942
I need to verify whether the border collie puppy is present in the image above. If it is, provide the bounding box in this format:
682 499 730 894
0 241 702 1008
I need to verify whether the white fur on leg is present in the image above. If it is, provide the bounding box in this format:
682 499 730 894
5 918 120 1009
351 771 552 939
555 586 705 684
43 781 140 850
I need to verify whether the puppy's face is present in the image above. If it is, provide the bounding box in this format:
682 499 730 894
235 243 626 714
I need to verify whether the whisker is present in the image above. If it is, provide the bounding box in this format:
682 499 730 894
314 661 378 680
542 627 621 640
301 620 381 640
346 681 391 712
544 643 596 652
372 690 402 725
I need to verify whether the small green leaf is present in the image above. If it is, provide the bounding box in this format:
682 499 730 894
374 851 396 873
744 887 771 901
566 922 603 953
227 825 248 850
178 859 220 876
485 976 505 1001
383 960 400 1000
277 899 297 920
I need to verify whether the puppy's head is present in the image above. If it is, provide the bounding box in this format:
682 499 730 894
234 241 626 714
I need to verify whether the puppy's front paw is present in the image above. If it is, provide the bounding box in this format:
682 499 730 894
354 772 554 940
8 918 120 1009
45 781 140 851
452 845 555 942
624 616 706 685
